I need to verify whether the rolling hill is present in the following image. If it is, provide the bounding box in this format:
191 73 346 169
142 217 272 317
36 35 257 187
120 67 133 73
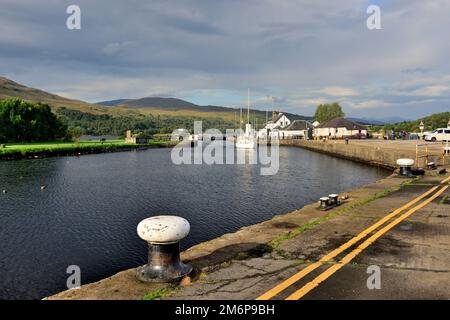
98 97 261 114
1 76 310 122
96 96 311 123
1 76 447 136
99 97 201 110
96 99 131 107
383 112 450 132
0 76 310 135
0 76 112 115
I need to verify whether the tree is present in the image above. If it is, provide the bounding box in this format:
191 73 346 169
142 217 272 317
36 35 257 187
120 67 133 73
65 126 83 141
0 98 67 142
55 107 239 136
381 112 450 133
314 103 345 123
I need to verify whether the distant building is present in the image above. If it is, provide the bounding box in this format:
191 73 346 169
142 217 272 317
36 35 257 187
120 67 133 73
172 129 190 141
314 118 367 139
125 130 149 144
270 112 291 129
312 121 320 127
280 120 314 139
258 112 292 139
257 113 315 140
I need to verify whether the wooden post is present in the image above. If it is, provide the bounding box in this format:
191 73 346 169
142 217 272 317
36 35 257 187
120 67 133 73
415 144 418 167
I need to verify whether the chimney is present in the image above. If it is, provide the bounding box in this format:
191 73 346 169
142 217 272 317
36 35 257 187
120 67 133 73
272 111 279 121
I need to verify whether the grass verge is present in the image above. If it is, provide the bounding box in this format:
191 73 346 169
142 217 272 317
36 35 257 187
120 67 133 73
0 140 175 159
143 286 177 300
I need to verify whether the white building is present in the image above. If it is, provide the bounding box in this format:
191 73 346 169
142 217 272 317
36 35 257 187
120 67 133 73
279 120 314 139
314 118 367 139
258 113 314 140
265 113 291 130
257 112 291 139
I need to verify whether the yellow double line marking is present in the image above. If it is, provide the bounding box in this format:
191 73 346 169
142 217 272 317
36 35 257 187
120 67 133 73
257 175 450 300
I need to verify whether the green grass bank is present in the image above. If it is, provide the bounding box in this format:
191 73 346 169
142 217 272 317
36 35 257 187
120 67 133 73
0 140 175 160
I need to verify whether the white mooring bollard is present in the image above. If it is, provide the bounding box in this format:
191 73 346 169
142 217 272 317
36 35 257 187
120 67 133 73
136 215 192 282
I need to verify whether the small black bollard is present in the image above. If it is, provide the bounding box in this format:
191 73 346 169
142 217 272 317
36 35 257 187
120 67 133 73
319 197 330 210
427 162 436 170
328 194 339 206
397 159 414 177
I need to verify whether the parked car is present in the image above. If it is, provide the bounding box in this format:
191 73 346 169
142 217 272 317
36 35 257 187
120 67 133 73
424 128 450 141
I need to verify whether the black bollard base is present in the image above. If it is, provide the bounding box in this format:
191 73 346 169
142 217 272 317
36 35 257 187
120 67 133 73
136 242 192 283
399 166 414 177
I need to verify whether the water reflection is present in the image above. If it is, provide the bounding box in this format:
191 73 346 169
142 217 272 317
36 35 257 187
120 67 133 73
0 147 387 299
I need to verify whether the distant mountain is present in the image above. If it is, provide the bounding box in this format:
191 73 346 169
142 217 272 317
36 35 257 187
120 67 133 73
96 99 131 106
347 117 386 126
347 117 413 126
125 97 200 109
375 116 412 124
96 96 312 121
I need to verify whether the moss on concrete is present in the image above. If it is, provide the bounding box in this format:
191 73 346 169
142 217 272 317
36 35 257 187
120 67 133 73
268 178 416 250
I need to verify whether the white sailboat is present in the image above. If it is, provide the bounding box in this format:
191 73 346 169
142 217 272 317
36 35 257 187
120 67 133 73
236 89 256 149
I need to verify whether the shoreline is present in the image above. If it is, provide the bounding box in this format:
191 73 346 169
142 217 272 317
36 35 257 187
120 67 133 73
0 141 176 161
3 138 441 169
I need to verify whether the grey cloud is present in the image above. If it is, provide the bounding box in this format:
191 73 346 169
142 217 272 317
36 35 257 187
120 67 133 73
0 0 449 118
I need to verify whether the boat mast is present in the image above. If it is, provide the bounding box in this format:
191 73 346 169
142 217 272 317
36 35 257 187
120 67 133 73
247 88 250 125
271 96 274 120
239 105 242 131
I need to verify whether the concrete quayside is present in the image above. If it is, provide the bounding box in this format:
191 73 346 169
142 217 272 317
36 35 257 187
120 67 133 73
47 139 450 300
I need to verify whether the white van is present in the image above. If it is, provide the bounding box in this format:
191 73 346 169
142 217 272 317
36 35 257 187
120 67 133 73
425 128 450 141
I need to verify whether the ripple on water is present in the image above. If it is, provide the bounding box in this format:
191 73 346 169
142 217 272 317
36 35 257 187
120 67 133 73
0 147 388 299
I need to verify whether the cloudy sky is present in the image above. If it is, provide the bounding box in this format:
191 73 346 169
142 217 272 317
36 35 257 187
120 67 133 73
1 0 449 119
